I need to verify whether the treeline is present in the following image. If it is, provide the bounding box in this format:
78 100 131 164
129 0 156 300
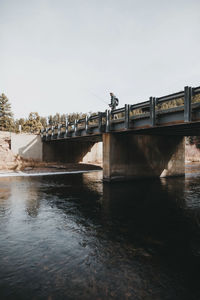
0 93 90 134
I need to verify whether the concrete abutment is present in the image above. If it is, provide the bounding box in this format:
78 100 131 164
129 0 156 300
103 133 185 181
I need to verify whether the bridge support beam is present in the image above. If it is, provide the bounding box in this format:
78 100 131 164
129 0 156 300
103 133 185 181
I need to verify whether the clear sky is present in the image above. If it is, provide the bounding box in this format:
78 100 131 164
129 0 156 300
1 0 200 119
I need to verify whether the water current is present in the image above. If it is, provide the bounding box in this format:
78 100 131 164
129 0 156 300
1 165 200 300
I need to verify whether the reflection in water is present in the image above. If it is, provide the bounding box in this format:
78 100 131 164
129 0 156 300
0 169 200 299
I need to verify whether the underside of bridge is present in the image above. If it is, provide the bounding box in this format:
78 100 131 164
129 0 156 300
42 132 185 182
43 135 102 166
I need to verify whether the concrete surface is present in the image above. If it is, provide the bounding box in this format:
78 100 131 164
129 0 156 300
11 133 43 161
103 133 185 181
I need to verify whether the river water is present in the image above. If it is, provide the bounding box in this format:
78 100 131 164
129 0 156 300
1 165 200 300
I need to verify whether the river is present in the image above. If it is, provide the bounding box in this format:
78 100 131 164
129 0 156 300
0 164 200 300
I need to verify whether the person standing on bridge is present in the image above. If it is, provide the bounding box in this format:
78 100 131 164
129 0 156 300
109 92 119 110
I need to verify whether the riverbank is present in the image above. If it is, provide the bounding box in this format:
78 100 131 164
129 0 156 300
1 162 200 178
0 162 102 177
185 144 200 162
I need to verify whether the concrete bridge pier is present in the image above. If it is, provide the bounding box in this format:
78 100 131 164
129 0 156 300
103 133 185 181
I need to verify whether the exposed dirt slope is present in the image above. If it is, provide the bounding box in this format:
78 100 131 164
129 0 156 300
0 132 22 170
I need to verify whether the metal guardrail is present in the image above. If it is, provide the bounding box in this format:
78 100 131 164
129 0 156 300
157 90 184 103
41 85 200 140
193 86 200 94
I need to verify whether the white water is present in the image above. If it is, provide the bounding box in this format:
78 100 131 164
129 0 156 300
0 170 99 178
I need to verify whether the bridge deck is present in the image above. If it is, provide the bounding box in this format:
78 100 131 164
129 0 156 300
41 85 200 141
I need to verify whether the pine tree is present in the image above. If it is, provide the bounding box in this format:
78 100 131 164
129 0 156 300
14 118 25 133
40 117 47 128
61 114 67 125
0 93 13 131
53 113 61 125
23 112 42 133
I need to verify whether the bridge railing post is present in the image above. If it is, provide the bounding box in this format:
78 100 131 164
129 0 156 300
85 115 89 133
106 110 111 132
51 126 54 139
46 128 48 140
150 97 156 126
65 120 69 137
125 104 130 129
57 124 61 138
98 112 103 132
184 86 192 122
74 119 78 136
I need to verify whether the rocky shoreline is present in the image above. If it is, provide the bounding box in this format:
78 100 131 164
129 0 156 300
0 162 102 176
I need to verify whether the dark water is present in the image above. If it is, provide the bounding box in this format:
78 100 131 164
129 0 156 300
1 167 200 300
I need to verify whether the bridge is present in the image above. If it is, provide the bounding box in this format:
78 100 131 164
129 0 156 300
41 85 200 181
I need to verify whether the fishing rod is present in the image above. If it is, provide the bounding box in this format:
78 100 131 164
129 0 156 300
91 92 108 105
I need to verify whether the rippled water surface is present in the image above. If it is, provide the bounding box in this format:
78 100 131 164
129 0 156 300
1 166 200 300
